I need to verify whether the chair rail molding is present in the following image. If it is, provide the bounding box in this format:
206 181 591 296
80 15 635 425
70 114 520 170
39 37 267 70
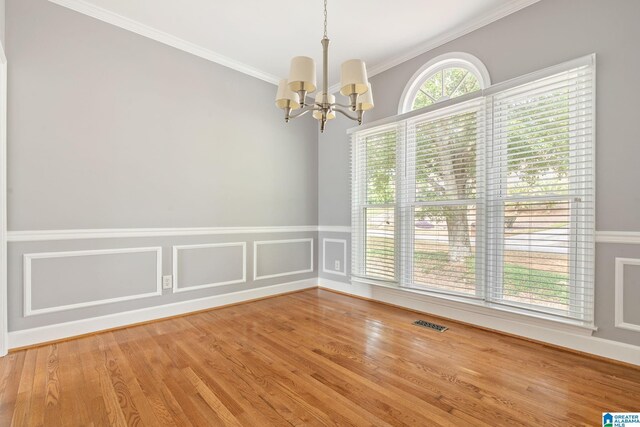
7 226 319 242
596 231 640 244
317 226 352 233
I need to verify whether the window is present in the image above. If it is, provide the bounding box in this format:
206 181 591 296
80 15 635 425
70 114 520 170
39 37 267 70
353 55 595 325
399 52 490 114
412 67 481 109
352 127 398 281
402 100 486 298
486 66 594 320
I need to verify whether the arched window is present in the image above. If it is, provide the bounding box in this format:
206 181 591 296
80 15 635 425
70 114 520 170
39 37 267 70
399 52 490 114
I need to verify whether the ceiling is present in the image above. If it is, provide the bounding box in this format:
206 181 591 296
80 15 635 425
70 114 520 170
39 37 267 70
50 0 539 92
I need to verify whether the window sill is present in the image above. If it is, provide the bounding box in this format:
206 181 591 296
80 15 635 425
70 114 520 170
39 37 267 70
350 277 596 336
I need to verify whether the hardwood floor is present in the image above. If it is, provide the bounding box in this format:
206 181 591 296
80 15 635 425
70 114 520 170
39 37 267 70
0 289 638 426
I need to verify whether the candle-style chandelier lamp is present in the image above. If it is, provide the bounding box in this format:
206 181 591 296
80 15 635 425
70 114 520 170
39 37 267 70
274 0 374 132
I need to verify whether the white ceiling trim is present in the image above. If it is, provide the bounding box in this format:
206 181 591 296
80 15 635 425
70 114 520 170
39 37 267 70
368 0 541 77
328 0 541 94
49 0 539 91
47 0 281 85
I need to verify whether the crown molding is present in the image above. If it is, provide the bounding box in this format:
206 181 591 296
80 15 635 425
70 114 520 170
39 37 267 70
47 0 280 85
48 0 540 92
364 0 542 79
327 0 541 94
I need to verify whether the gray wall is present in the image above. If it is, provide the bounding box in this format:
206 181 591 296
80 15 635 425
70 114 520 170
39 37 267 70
318 0 640 346
8 0 318 230
6 0 319 332
318 120 352 227
0 0 4 49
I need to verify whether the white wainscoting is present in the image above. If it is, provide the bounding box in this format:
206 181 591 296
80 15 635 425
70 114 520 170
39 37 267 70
9 278 318 349
23 247 162 317
322 238 347 277
253 238 314 281
172 242 246 293
615 257 640 333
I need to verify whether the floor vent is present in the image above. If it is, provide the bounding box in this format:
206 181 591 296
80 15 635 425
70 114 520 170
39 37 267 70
413 320 448 332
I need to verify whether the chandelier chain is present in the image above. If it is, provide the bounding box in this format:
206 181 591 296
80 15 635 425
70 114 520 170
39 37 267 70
323 0 328 38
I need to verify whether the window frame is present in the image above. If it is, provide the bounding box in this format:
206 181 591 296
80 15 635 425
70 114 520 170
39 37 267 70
351 124 401 284
398 52 491 115
401 100 487 300
486 67 594 320
353 54 595 328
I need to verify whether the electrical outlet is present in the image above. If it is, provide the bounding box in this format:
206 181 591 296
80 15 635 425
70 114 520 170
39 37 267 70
162 275 173 290
334 260 341 271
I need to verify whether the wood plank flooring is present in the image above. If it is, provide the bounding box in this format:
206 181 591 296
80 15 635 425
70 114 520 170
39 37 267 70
1 288 639 426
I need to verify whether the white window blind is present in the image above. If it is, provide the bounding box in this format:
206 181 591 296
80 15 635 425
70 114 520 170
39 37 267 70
351 56 595 325
351 125 399 282
487 64 594 321
401 99 486 298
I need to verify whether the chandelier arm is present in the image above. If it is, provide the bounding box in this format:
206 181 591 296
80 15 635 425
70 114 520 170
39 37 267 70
288 104 320 120
333 106 364 124
333 106 358 120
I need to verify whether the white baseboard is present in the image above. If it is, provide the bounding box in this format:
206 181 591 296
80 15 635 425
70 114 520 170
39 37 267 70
8 277 640 366
319 279 640 366
8 279 317 349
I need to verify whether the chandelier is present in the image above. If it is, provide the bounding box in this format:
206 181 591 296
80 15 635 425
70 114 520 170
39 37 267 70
274 0 374 133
